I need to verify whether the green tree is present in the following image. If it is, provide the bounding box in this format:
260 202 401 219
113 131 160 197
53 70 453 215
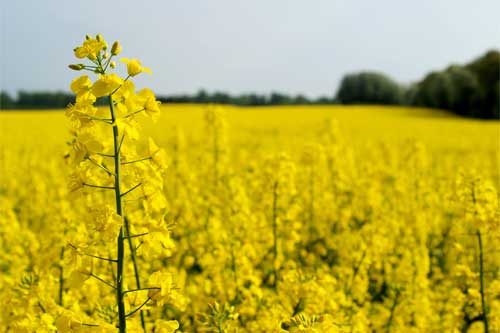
466 50 500 119
0 91 15 109
336 72 403 105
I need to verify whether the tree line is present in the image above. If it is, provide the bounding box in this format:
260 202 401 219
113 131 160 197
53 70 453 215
1 50 498 119
0 90 335 109
336 50 499 119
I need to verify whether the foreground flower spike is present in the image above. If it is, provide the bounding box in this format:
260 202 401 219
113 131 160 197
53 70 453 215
66 34 178 333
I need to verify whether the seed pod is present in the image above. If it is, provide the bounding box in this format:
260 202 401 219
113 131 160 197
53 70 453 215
68 64 85 71
111 41 122 56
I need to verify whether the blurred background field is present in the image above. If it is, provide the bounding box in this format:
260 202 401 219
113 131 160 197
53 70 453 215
2 104 498 184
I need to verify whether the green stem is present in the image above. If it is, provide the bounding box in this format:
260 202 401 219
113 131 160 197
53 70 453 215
109 95 126 332
477 229 489 333
272 181 279 289
58 247 65 306
124 216 147 332
385 289 401 333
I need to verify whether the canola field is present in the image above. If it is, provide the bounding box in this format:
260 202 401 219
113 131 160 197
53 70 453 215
1 104 499 332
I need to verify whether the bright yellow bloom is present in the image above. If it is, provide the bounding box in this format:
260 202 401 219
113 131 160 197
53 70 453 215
148 271 175 306
154 319 179 333
137 88 161 120
70 75 92 95
74 36 107 60
87 204 123 242
121 58 152 76
148 138 168 169
55 311 84 332
91 73 124 97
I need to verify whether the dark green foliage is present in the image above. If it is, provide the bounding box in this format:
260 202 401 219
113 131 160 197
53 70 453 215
158 90 335 106
1 90 335 110
466 50 500 119
16 91 75 109
336 72 403 105
0 91 15 109
410 50 499 119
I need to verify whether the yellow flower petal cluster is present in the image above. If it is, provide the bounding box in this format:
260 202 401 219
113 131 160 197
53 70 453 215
74 35 107 60
121 57 152 77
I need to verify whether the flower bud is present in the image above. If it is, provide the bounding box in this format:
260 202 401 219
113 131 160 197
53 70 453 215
96 33 103 42
110 61 116 69
111 41 122 56
85 34 91 40
68 64 85 71
103 52 109 59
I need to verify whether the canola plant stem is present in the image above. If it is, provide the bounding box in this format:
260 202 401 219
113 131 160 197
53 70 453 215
272 181 279 289
58 247 64 306
109 94 127 333
124 216 147 332
477 229 489 333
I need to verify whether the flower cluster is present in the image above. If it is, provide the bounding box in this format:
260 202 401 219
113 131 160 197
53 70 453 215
61 34 178 332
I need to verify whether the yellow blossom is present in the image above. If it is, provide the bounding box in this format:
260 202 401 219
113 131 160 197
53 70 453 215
121 58 152 76
91 73 124 97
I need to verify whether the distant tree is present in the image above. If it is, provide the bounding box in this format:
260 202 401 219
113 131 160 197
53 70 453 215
247 94 267 106
411 50 499 119
212 92 231 104
336 72 403 105
466 50 500 119
314 96 334 104
445 65 481 116
412 71 455 110
15 91 74 109
292 95 310 105
0 91 15 109
269 92 291 105
195 89 209 103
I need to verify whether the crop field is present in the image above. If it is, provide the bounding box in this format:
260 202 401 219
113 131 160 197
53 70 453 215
1 103 499 332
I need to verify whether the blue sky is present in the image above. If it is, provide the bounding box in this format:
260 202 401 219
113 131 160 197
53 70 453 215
1 0 499 97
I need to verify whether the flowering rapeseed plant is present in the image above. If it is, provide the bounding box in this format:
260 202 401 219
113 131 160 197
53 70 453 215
65 34 178 332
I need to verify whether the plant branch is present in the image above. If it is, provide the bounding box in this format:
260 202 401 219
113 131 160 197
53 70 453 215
123 287 160 295
121 157 152 165
125 297 152 318
83 183 115 190
89 273 117 290
121 183 142 198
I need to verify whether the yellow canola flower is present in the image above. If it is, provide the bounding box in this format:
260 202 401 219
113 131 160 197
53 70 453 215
148 138 168 169
74 36 107 60
91 73 124 97
115 118 140 140
154 319 179 333
88 204 123 242
114 80 136 104
70 75 92 95
148 271 175 306
137 88 161 120
121 58 152 77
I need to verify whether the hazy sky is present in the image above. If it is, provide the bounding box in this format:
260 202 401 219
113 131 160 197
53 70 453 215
1 0 499 97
